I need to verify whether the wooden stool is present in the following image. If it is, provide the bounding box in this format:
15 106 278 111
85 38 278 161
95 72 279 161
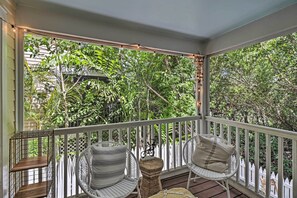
140 157 164 198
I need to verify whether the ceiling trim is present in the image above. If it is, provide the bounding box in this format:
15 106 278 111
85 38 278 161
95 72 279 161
205 3 297 56
16 4 205 54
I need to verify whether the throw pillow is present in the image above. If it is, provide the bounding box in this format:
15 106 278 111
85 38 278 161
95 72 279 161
90 142 127 189
192 135 235 173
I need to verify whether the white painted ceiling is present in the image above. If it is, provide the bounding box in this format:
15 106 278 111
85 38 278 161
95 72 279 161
16 0 297 40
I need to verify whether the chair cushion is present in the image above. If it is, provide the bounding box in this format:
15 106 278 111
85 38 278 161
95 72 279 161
90 142 127 189
192 135 235 173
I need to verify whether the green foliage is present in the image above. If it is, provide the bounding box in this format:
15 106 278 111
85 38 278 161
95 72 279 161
210 32 297 178
24 34 196 130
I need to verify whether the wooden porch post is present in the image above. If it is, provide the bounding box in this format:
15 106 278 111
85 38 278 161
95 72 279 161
202 56 210 134
194 56 204 134
195 55 210 134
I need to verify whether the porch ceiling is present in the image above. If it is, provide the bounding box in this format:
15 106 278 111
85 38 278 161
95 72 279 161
14 0 297 54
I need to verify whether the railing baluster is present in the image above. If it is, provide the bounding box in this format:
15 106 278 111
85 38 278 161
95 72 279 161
179 122 182 167
166 123 169 171
75 132 79 196
143 126 147 152
227 126 231 144
219 123 223 138
119 129 123 144
127 127 131 176
214 122 217 136
172 122 176 169
127 127 131 151
191 121 194 155
53 135 56 197
64 134 68 198
255 132 260 193
185 121 188 165
265 134 271 198
87 131 91 146
245 129 249 188
136 127 140 162
98 130 102 142
158 124 162 158
292 140 297 198
191 120 194 138
278 137 284 198
109 129 112 142
151 124 155 156
236 127 240 182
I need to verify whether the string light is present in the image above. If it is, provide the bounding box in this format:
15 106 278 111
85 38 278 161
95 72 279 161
0 17 203 58
11 25 16 32
0 17 17 33
22 27 203 59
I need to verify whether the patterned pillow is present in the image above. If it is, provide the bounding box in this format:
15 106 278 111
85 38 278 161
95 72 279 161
90 142 127 189
192 135 235 173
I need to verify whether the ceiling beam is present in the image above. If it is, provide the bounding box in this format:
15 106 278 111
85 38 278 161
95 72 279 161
205 3 297 56
16 4 205 54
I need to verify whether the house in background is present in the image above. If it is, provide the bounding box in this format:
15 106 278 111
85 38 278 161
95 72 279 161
1 0 297 197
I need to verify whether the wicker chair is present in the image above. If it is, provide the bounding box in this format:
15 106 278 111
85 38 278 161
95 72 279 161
76 142 141 198
183 134 239 198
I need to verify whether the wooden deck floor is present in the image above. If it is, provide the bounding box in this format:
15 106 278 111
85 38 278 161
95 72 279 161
71 172 249 198
127 172 248 198
159 173 248 198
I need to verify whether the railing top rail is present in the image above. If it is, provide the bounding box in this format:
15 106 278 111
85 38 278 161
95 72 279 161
205 116 297 140
54 116 200 135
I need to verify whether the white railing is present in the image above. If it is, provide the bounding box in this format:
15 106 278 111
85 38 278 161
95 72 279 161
206 116 297 198
52 151 294 198
54 116 200 198
24 115 294 197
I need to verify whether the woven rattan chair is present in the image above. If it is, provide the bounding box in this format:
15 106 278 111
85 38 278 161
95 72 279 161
76 142 141 198
183 134 239 198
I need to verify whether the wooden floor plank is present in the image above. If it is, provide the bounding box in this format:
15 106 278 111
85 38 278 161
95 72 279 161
75 172 251 198
189 181 218 196
197 185 226 198
211 187 243 198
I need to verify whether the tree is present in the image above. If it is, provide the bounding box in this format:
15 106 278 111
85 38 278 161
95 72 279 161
210 32 297 178
24 34 196 130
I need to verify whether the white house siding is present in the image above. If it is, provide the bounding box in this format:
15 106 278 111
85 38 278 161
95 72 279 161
0 0 16 197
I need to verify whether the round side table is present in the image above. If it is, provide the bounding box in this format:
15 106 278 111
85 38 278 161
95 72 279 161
139 157 164 198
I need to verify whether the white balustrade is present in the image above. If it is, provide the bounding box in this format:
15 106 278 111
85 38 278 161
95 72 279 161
25 116 297 197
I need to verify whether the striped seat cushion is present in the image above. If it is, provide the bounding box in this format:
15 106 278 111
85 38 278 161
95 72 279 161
192 135 235 173
90 142 127 189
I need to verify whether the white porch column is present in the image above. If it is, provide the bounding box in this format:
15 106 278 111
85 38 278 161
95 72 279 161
202 56 210 133
194 55 210 134
194 56 204 134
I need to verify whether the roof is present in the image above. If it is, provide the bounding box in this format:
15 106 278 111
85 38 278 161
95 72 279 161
15 0 297 55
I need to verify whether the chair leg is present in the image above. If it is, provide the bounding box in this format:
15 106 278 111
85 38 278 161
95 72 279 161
137 184 141 198
187 171 192 189
225 180 230 198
